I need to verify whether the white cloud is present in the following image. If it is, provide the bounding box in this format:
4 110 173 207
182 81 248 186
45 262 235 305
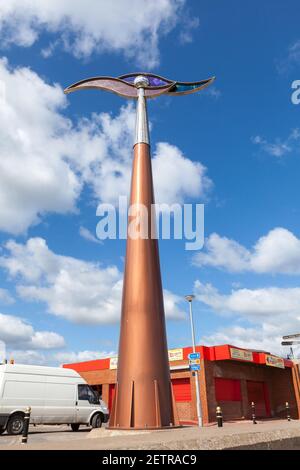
5 348 116 366
152 143 212 205
202 86 221 100
0 57 80 234
163 290 186 320
69 118 211 207
194 228 300 274
195 281 300 357
54 350 115 365
0 312 65 349
79 226 102 244
179 16 199 44
0 58 211 235
63 103 136 208
0 0 188 67
250 228 300 274
286 40 300 65
251 129 300 158
0 288 14 304
195 281 300 318
0 312 33 344
194 232 250 272
7 350 47 365
0 237 185 324
2 237 123 324
277 40 300 74
30 331 65 349
201 326 288 357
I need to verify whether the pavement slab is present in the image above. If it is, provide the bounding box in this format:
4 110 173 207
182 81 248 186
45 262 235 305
1 419 300 450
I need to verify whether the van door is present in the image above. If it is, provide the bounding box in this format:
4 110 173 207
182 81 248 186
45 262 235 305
43 379 76 424
76 384 99 424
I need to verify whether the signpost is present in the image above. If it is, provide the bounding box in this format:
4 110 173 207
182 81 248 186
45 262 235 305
281 341 300 346
188 352 201 371
188 352 200 360
281 333 300 359
282 334 300 340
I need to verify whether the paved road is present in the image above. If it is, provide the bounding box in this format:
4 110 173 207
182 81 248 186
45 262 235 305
0 424 93 447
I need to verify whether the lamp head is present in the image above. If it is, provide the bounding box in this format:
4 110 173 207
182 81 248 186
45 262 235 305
185 294 195 302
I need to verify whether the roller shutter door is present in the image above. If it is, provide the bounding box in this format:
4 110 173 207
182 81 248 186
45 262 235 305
215 377 242 401
172 378 192 402
246 380 269 417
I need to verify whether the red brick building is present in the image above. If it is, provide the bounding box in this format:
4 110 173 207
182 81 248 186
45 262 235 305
63 344 300 424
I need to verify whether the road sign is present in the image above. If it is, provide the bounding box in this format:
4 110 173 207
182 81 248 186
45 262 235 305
188 352 200 360
190 364 200 371
189 359 200 365
281 341 300 346
282 333 300 340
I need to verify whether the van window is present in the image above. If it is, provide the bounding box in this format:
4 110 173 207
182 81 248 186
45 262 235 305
78 384 99 404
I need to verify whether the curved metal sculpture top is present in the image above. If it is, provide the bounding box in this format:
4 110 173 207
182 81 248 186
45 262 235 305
64 72 215 99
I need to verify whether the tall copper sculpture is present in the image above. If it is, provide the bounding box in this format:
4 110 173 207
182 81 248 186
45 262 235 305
65 72 214 429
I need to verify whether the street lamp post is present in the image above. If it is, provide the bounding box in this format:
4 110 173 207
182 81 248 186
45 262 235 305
185 295 203 428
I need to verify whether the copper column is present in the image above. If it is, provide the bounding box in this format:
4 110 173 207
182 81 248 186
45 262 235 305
109 77 179 429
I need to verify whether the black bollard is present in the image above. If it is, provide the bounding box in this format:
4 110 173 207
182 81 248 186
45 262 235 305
21 406 31 444
286 402 291 421
216 406 223 428
251 401 257 424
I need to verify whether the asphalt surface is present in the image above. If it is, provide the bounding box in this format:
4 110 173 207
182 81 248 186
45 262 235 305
0 424 92 447
1 419 300 449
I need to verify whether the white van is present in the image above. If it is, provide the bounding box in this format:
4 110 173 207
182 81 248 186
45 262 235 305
0 363 109 435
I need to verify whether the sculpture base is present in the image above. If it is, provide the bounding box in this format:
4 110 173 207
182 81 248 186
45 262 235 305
107 425 182 431
108 379 180 430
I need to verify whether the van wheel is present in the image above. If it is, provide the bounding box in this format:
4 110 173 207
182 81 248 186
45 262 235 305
0 426 5 435
71 423 80 432
91 414 102 428
7 414 24 435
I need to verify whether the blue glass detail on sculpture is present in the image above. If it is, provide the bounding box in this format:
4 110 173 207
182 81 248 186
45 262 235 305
119 75 212 93
121 74 170 87
65 74 215 99
171 80 211 94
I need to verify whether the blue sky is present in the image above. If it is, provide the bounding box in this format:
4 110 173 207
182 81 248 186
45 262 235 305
0 0 300 365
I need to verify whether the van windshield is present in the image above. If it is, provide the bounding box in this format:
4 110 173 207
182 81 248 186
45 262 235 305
78 384 99 404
